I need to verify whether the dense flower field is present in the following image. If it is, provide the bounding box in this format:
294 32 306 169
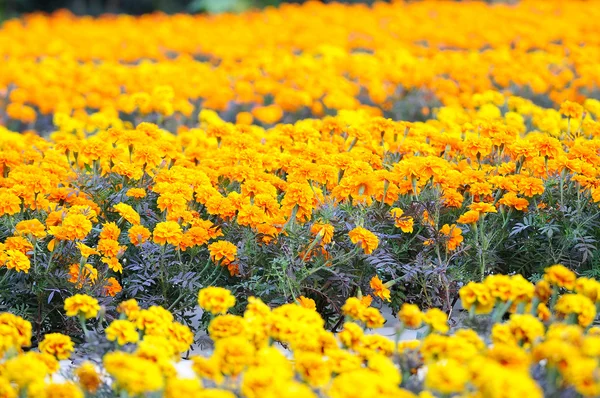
2 0 600 396
2 265 600 397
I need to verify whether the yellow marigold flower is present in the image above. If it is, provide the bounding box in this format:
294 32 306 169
391 207 415 233
397 340 420 352
64 294 100 319
297 296 316 310
341 297 366 320
167 321 194 353
165 378 203 398
126 188 147 199
534 279 552 302
113 202 141 225
338 322 363 349
0 377 16 398
117 298 140 321
208 314 247 340
191 355 224 384
103 351 164 395
398 303 423 329
198 287 236 315
75 242 99 259
459 282 495 314
544 264 576 290
348 227 379 255
424 308 449 334
213 336 255 376
486 343 531 371
554 293 597 327
295 351 332 387
361 295 373 307
106 320 139 345
506 314 545 346
369 275 391 302
425 358 469 395
68 263 98 288
128 225 151 246
468 202 497 213
360 307 385 329
3 352 50 388
153 221 183 246
39 333 75 360
367 354 401 384
75 362 101 394
560 100 584 119
575 277 600 302
60 214 93 240
208 240 237 265
40 382 84 398
0 313 32 349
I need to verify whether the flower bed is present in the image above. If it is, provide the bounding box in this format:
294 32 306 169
1 265 599 397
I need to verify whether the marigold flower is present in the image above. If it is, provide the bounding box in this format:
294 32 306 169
15 219 46 239
64 294 100 319
208 240 237 265
424 308 449 334
106 320 139 345
128 225 151 246
38 333 75 360
544 264 576 290
348 227 379 255
297 296 317 311
153 221 183 246
103 277 122 297
398 303 424 328
310 222 334 244
198 287 236 315
369 276 391 302
113 202 141 225
75 362 101 394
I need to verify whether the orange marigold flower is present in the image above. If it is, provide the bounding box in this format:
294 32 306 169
60 214 93 241
68 263 98 288
15 219 46 239
439 224 463 251
544 264 576 290
153 221 183 246
208 241 237 265
457 210 480 225
103 277 122 297
0 192 21 216
113 203 141 225
560 100 584 119
297 296 316 311
126 188 147 199
3 250 31 273
310 223 334 245
128 225 151 246
348 227 379 255
370 276 391 302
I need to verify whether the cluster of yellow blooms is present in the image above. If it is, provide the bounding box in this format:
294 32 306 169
0 265 598 397
1 1 600 128
1 91 600 294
